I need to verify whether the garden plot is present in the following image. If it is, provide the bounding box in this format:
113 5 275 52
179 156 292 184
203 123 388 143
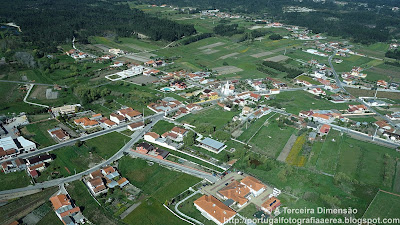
251 51 274 58
265 55 290 62
212 66 243 75
201 49 220 55
198 42 225 50
218 52 239 60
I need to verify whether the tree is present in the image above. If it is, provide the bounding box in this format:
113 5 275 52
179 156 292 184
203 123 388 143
269 34 282 40
183 131 196 146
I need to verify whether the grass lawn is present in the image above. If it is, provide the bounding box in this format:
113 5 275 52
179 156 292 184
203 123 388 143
36 209 63 225
151 120 176 135
315 130 343 174
239 203 259 220
0 171 31 191
177 106 239 131
309 130 399 188
247 115 296 158
0 83 42 115
118 157 201 225
67 181 117 224
363 190 400 219
238 113 275 143
36 132 129 182
295 75 320 85
118 157 200 199
349 116 378 123
177 193 215 225
21 119 60 148
268 91 350 115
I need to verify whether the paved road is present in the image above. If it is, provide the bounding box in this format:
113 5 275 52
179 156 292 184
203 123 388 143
174 190 203 225
254 85 325 94
23 84 49 108
328 53 399 129
269 106 400 148
323 122 400 149
0 113 164 164
128 151 219 183
0 118 160 199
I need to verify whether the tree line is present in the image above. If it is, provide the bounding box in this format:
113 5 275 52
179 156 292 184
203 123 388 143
0 0 196 52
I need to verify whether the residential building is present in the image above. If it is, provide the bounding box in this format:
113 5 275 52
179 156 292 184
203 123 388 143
311 113 333 123
375 120 394 132
240 176 266 197
194 195 237 225
48 127 70 142
217 180 251 208
199 138 226 154
50 194 85 225
117 107 142 120
86 177 107 196
348 105 368 114
74 117 99 129
109 113 126 124
261 197 281 214
127 121 145 131
319 124 331 136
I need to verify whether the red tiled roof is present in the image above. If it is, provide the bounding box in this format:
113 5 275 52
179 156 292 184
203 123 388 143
194 195 236 224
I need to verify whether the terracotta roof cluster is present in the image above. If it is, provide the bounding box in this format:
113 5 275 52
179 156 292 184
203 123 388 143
241 176 266 192
118 107 142 118
74 117 99 126
218 181 250 206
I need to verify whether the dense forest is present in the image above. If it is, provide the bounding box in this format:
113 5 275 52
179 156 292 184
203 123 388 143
139 0 400 44
0 0 196 52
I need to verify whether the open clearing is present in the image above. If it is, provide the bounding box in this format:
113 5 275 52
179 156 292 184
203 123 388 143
219 52 239 60
251 51 274 58
126 75 158 84
363 190 400 219
201 49 219 54
212 66 243 75
265 55 289 62
198 42 225 49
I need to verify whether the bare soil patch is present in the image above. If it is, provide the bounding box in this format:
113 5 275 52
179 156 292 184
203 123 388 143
265 55 290 62
198 42 225 50
212 66 243 75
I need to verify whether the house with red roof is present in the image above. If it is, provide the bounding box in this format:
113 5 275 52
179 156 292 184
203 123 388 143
194 195 237 225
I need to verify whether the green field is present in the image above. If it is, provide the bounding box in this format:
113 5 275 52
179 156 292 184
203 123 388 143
363 191 400 220
67 181 118 224
151 120 176 135
308 131 399 188
315 130 342 174
177 106 239 131
246 114 296 158
0 171 31 191
268 91 350 114
118 157 200 225
21 119 59 148
36 132 129 182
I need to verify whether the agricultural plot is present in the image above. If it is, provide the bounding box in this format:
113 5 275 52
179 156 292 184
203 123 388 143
212 66 243 75
36 132 129 182
21 119 60 148
363 190 400 220
315 130 343 175
268 91 350 115
177 106 238 131
118 157 200 225
265 55 289 62
308 131 399 188
246 116 296 158
333 55 376 72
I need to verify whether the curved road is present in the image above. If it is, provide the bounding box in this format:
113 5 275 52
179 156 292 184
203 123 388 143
0 118 159 198
0 113 164 164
